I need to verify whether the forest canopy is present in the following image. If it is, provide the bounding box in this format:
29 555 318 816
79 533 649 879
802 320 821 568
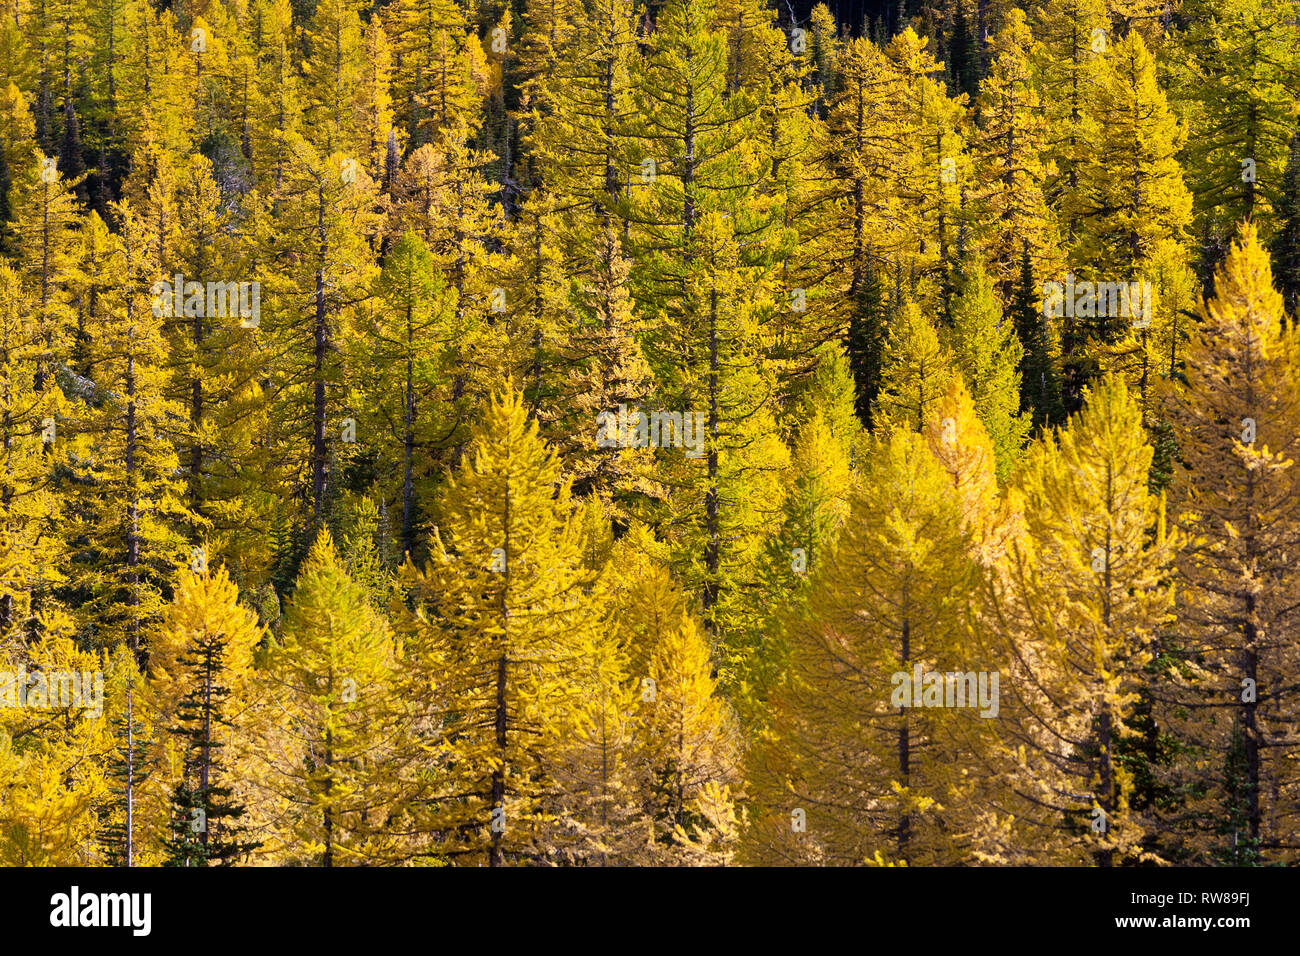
0 0 1298 867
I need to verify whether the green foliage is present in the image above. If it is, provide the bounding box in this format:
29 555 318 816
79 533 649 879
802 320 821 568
0 0 1297 868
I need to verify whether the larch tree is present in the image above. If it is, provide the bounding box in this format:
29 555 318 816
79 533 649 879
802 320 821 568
1068 29 1193 412
747 401 855 723
874 299 956 432
970 9 1063 298
989 375 1177 865
546 589 641 865
301 0 369 157
383 0 480 146
1174 0 1300 274
922 376 1019 565
62 207 190 656
399 387 610 866
0 261 59 638
0 616 111 865
11 148 78 407
490 190 575 423
387 128 501 462
751 427 987 866
631 586 742 865
1072 30 1193 292
355 230 454 564
97 644 160 867
622 0 792 660
258 528 407 866
354 17 398 184
878 27 967 313
821 36 897 426
252 133 379 529
526 0 639 232
942 260 1031 478
1031 0 1107 245
555 223 655 519
245 0 304 191
1161 223 1300 864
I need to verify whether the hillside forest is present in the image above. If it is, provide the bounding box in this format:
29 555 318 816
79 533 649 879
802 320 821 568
0 0 1298 866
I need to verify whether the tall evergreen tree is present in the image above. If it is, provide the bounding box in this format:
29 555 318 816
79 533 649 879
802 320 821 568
1271 131 1300 320
943 259 1031 477
748 427 988 865
989 375 1177 865
400 387 611 865
1161 223 1300 864
153 567 262 867
258 528 406 865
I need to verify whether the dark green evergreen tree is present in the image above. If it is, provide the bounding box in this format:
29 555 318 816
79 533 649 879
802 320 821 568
948 0 979 104
1211 720 1264 867
1270 130 1300 321
845 256 889 428
163 632 259 866
1010 245 1061 428
59 103 88 205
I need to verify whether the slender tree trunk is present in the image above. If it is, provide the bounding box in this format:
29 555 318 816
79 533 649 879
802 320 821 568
402 301 415 557
1242 604 1261 849
1096 468 1115 867
1 329 13 634
490 483 511 867
323 725 334 867
703 285 720 634
312 186 329 518
898 614 911 859
126 331 141 657
125 678 135 867
1096 705 1113 867
190 255 205 525
200 649 213 854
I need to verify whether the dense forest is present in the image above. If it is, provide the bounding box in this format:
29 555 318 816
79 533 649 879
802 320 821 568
0 0 1297 867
